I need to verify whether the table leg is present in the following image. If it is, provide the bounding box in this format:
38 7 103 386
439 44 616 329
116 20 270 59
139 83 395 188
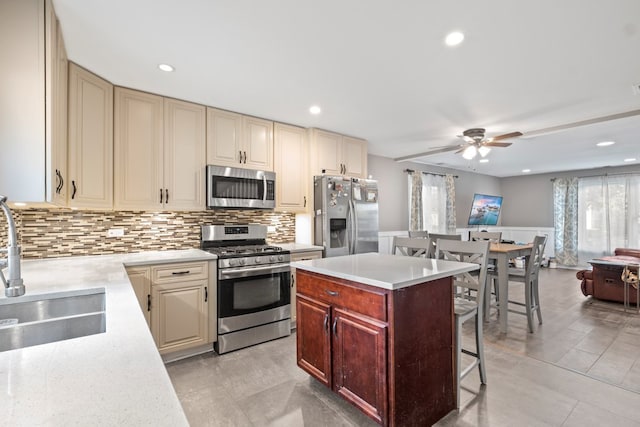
498 253 509 333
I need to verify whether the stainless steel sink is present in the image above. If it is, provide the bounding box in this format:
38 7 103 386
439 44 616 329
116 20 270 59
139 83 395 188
0 288 106 352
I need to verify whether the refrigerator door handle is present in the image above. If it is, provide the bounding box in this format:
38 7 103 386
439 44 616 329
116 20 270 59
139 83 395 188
351 199 358 254
346 198 353 254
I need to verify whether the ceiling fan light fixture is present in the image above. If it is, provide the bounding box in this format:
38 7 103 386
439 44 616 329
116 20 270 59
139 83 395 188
478 146 491 157
445 31 465 46
462 145 477 160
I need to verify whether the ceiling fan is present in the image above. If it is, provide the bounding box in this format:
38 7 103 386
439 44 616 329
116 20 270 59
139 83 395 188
455 128 523 159
393 128 523 162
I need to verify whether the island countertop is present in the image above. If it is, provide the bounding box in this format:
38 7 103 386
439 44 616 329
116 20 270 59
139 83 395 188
0 249 216 426
291 252 478 290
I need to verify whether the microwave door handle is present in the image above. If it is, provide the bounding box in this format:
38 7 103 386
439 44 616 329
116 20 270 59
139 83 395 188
263 175 267 202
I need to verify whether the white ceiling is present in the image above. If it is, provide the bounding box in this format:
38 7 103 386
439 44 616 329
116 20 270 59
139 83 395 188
53 0 640 177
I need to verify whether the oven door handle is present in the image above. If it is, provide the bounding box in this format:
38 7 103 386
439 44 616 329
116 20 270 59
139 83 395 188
219 263 290 279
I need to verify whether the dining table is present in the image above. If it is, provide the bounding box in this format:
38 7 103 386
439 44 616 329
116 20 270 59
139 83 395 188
488 242 534 333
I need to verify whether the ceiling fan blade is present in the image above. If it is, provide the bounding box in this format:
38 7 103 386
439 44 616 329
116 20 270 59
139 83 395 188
484 142 512 147
490 131 523 141
393 145 464 161
454 146 468 154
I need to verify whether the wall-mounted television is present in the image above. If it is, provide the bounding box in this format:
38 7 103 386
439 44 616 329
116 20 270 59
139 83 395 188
468 193 503 226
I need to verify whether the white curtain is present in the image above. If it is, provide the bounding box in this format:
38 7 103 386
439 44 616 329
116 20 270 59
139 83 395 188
553 177 578 266
577 174 640 265
408 172 456 234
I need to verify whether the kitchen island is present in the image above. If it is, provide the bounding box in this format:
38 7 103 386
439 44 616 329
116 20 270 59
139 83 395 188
0 249 215 426
291 252 478 426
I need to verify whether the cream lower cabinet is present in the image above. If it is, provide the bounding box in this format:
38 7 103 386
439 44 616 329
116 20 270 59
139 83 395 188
125 266 151 326
309 128 368 178
289 250 323 329
126 261 216 355
274 123 309 212
114 88 206 211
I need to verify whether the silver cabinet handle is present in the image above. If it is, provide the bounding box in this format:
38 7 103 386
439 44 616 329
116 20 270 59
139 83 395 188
332 317 338 337
326 290 339 297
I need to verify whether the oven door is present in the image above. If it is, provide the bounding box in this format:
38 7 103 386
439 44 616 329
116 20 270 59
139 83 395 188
218 263 291 333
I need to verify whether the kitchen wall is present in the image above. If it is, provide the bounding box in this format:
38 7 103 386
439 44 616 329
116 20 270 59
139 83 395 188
368 154 502 231
0 208 295 259
501 164 640 227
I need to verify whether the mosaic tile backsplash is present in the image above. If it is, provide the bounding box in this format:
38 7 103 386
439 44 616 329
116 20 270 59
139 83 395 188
0 208 296 259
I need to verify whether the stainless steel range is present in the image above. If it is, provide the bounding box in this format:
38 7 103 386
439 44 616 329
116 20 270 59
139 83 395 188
201 224 291 354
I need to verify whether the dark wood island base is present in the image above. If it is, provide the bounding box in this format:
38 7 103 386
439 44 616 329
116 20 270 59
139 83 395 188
296 269 456 426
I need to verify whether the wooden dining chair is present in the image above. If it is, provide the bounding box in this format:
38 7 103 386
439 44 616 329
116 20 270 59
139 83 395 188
427 233 461 258
488 235 547 333
391 236 432 257
436 239 490 409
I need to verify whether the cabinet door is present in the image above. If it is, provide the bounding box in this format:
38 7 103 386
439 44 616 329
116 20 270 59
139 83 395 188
290 251 323 328
206 107 243 167
151 279 209 354
126 266 151 326
274 123 308 212
296 295 332 387
67 63 113 208
50 12 68 206
114 87 164 210
342 136 368 179
164 98 206 210
332 308 387 424
242 116 273 171
311 129 342 175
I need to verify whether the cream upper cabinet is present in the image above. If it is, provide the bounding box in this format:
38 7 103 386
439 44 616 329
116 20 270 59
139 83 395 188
309 129 368 178
115 88 205 210
50 10 68 206
242 116 273 171
206 108 274 171
206 108 243 166
274 123 308 212
341 136 368 178
67 63 113 209
163 98 206 210
114 88 164 210
0 0 69 204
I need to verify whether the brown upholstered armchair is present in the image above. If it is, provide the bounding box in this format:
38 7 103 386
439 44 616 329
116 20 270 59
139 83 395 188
577 248 640 303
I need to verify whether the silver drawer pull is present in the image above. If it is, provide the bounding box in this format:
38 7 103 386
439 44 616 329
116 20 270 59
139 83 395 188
326 290 339 297
171 270 191 275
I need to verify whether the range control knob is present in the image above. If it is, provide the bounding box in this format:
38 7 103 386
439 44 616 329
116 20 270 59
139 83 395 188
255 257 261 264
239 259 245 266
278 255 284 262
228 259 237 267
269 255 276 262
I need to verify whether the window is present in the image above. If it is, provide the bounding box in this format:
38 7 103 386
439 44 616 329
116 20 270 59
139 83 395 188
408 172 453 234
577 174 640 263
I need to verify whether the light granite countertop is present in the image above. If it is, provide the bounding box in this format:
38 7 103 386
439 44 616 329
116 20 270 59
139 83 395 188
291 252 479 290
0 249 216 426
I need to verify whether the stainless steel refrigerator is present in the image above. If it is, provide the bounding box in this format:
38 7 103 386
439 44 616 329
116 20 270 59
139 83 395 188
314 175 379 257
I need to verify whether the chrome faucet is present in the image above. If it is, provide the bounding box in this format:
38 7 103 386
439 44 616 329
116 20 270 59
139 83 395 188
0 195 25 297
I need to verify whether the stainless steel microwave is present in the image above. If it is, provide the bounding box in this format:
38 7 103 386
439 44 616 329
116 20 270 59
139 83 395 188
206 165 276 209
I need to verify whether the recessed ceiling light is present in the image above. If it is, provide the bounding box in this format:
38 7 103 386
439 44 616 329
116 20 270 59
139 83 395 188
158 63 174 72
522 169 531 173
596 141 615 147
624 158 636 162
445 31 465 46
479 159 489 163
309 105 321 115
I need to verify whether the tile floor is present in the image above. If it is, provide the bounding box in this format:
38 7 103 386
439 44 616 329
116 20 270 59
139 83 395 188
167 268 640 426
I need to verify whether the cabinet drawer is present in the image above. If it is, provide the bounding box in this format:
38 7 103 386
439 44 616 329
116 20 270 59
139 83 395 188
297 271 387 322
151 261 208 284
